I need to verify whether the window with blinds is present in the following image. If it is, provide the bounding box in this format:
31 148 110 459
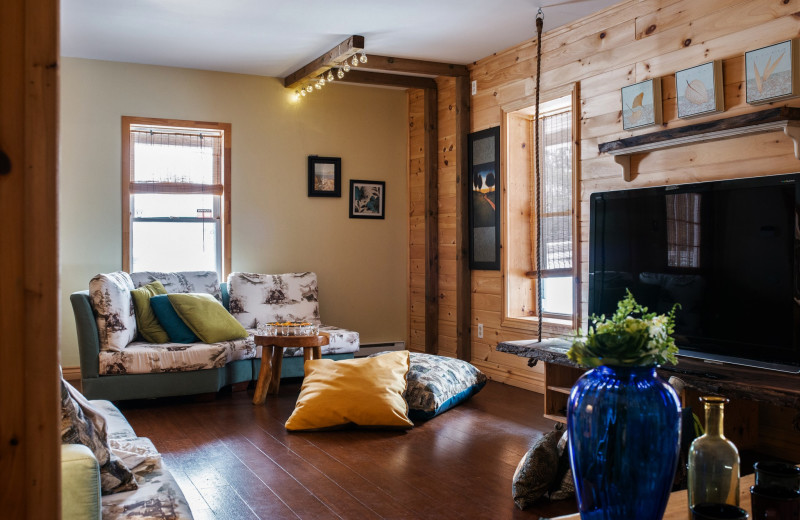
122 117 231 278
537 109 574 315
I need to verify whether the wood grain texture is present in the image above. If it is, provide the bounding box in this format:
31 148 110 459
0 0 60 516
424 87 439 355
434 0 800 396
119 381 579 519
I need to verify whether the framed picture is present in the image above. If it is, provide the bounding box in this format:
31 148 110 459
468 126 500 270
349 180 385 219
745 39 799 105
676 60 724 119
307 156 341 197
621 78 662 130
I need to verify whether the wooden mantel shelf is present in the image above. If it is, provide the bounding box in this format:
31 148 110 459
598 107 800 181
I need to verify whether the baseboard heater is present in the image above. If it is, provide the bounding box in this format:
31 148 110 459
354 341 406 357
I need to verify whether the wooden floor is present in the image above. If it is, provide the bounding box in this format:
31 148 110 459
117 380 579 520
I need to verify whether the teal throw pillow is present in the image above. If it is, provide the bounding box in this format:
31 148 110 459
149 294 199 344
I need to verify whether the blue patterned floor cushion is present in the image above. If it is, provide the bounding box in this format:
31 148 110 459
372 352 487 420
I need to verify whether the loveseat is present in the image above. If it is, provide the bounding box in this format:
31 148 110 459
61 383 193 520
72 270 359 401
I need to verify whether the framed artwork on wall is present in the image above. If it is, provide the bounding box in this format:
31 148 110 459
308 156 341 197
676 60 724 119
349 180 385 219
745 39 799 105
620 78 662 130
468 126 500 270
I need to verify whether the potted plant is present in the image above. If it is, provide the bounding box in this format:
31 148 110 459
566 290 682 520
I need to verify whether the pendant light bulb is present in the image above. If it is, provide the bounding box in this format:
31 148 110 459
306 85 313 93
337 68 344 79
315 81 321 90
343 63 350 73
319 76 325 86
300 89 306 97
327 70 334 82
351 55 359 66
359 52 367 63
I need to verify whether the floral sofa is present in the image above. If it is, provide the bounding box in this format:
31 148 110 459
71 270 359 401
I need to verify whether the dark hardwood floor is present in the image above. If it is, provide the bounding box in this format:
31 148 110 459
117 380 579 520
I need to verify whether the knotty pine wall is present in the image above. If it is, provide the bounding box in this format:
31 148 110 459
408 0 800 396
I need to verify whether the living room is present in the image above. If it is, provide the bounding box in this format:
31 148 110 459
3 0 800 518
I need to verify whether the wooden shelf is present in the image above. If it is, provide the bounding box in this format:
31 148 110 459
547 385 572 395
544 413 567 424
598 107 800 182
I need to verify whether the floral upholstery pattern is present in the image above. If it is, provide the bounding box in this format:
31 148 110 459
130 270 222 301
227 272 320 328
92 400 193 520
61 378 137 495
98 336 257 375
90 272 137 351
99 329 359 375
371 352 487 420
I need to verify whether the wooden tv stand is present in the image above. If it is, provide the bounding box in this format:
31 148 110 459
496 338 800 461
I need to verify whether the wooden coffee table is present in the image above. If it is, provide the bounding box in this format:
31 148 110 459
252 333 329 405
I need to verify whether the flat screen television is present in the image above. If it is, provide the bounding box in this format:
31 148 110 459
589 173 800 373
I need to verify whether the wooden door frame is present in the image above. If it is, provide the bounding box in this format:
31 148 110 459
0 0 61 517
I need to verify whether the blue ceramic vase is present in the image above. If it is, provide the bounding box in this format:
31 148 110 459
567 365 682 520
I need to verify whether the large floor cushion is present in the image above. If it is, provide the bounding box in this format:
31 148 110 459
98 336 257 375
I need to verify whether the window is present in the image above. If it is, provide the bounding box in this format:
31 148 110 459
122 117 231 279
504 89 577 326
666 193 701 268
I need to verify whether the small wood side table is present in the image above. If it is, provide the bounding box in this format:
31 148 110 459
252 333 329 405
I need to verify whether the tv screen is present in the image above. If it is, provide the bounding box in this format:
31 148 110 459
589 173 800 373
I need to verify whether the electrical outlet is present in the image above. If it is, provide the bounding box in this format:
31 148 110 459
471 80 477 95
478 323 484 338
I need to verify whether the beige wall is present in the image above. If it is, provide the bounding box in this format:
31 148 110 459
60 57 408 367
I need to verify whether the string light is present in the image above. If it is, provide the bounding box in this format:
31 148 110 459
292 52 367 102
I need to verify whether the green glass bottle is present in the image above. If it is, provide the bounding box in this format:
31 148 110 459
687 396 741 512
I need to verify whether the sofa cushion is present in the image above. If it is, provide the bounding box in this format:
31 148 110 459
130 280 169 343
130 270 222 301
150 294 200 343
102 462 193 520
109 437 162 476
98 336 257 375
285 350 413 431
228 272 320 329
89 272 137 351
60 378 137 495
168 293 248 343
61 444 102 520
90 400 137 441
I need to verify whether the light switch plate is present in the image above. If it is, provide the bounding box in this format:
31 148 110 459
471 80 477 95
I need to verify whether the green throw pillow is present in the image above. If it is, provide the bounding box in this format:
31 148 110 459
130 281 169 343
166 293 248 344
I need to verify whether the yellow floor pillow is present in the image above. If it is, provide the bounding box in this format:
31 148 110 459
285 350 413 431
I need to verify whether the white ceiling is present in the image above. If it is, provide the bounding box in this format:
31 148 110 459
61 0 621 79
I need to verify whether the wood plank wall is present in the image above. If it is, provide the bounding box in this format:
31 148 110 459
409 0 800 395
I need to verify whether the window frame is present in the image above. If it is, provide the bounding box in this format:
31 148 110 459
121 116 232 279
500 83 580 332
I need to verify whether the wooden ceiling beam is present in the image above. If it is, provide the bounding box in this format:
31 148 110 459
361 55 468 77
284 35 364 89
336 70 437 90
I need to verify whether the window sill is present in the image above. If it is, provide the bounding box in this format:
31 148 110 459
500 315 574 334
